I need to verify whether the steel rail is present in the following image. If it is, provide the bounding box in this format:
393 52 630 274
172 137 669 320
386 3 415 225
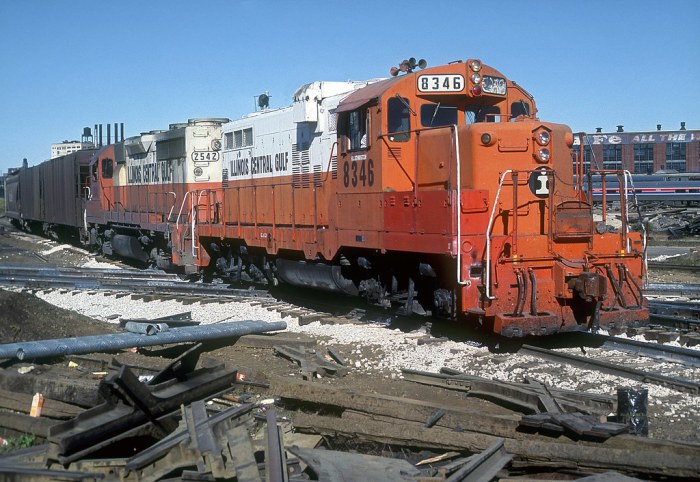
644 283 700 297
266 409 287 482
646 300 700 331
648 300 700 318
590 333 700 368
519 344 700 394
0 266 271 299
648 262 700 272
648 313 700 332
0 264 180 280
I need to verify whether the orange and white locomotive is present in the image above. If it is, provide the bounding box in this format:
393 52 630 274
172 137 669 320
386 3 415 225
182 58 648 336
5 57 648 336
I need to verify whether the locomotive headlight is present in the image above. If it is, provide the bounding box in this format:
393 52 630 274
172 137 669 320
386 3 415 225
469 59 482 72
535 147 551 163
536 130 550 146
471 73 482 84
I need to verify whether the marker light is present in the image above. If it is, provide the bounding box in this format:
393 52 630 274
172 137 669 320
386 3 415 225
469 59 482 72
536 130 550 146
471 85 482 96
471 73 482 84
481 133 492 145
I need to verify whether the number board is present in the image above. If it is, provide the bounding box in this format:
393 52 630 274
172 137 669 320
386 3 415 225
417 74 464 93
191 151 220 162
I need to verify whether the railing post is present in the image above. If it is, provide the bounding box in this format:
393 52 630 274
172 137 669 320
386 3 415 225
485 170 513 299
512 171 519 256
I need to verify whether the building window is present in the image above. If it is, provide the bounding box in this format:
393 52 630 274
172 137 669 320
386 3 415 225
665 142 686 172
571 145 592 173
634 143 654 174
603 144 622 170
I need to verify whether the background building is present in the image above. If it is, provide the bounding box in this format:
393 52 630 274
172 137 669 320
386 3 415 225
572 123 699 174
50 140 94 159
50 127 96 159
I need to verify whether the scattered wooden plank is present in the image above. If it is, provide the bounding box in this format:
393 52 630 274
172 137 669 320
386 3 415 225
0 388 84 419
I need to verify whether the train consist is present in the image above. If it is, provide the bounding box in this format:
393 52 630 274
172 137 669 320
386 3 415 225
4 58 649 336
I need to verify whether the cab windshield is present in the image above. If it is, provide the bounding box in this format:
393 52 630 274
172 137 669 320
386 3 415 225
420 103 458 127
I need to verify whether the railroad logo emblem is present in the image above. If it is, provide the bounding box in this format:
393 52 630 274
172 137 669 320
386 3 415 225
528 167 551 198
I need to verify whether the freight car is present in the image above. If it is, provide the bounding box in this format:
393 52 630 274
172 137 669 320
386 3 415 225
5 57 649 336
4 150 94 240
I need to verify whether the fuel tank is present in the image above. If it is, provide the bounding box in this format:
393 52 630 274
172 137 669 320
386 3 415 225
276 259 358 295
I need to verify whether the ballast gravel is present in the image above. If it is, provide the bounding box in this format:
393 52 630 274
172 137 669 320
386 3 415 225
30 287 700 440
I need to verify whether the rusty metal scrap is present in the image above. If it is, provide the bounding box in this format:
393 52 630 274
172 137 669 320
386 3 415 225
521 412 630 440
403 368 615 415
273 344 348 379
124 400 259 481
47 349 239 464
265 409 287 482
288 446 421 481
445 438 511 482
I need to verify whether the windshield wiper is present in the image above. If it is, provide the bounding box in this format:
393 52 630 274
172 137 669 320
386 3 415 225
430 102 441 126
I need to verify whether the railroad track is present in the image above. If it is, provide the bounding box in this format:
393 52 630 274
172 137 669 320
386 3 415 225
643 282 700 301
648 262 700 273
646 300 700 333
0 265 271 300
518 344 700 394
2 264 700 349
589 333 700 368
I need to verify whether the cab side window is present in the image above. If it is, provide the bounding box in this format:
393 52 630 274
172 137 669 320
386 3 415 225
348 109 368 151
340 109 368 151
102 157 114 179
388 97 411 141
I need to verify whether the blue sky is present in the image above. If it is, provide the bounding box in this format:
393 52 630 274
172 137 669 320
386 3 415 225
1 0 699 173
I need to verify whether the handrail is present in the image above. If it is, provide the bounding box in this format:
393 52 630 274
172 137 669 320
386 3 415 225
175 191 192 230
193 190 211 257
452 125 467 286
485 170 513 299
587 168 647 285
322 141 338 183
166 191 177 223
622 170 648 286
